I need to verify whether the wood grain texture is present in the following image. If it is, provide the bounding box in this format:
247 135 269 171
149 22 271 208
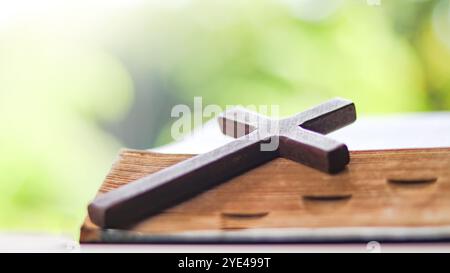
80 148 450 243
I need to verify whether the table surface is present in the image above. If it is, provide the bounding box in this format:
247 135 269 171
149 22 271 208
2 112 450 252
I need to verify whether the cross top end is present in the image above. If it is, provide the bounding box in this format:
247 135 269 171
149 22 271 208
218 98 356 173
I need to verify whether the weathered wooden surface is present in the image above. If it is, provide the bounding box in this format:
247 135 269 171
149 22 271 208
80 148 450 243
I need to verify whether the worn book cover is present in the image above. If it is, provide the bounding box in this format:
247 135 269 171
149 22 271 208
80 147 450 243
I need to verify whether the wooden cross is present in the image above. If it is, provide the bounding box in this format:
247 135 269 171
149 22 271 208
89 98 356 228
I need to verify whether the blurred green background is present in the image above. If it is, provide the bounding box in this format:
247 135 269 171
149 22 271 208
0 0 449 238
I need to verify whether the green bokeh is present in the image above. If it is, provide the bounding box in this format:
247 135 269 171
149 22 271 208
0 0 449 238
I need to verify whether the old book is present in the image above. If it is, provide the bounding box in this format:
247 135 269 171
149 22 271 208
80 147 450 243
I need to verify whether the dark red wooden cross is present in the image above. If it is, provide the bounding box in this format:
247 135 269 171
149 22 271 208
89 98 356 228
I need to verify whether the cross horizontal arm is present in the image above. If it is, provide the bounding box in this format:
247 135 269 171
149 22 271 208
88 138 277 228
279 129 349 173
289 98 356 134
